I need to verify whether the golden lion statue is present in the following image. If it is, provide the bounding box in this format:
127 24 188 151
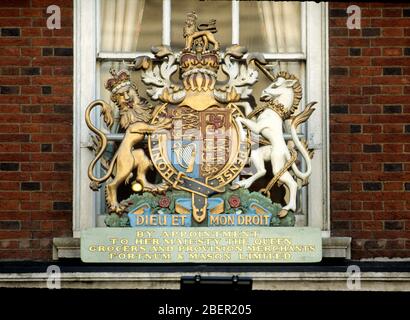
86 67 171 214
183 11 219 52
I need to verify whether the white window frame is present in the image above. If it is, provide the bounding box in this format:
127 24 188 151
73 0 329 238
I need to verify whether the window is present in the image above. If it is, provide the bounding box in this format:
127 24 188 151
73 0 329 237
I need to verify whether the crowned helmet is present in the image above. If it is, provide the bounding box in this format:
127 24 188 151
105 65 132 94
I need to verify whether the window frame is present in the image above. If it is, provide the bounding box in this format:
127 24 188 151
73 0 329 237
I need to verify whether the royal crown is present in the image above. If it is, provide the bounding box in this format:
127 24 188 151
180 52 220 74
105 66 132 93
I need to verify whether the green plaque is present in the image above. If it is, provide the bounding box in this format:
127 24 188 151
81 227 322 263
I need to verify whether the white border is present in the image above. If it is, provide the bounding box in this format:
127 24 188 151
305 3 330 235
73 0 98 237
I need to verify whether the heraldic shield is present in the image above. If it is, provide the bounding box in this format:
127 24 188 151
85 11 317 228
149 102 248 224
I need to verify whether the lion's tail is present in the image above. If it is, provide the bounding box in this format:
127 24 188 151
289 102 316 180
85 100 116 189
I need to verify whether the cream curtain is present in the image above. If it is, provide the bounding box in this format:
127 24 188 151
101 0 145 52
257 2 301 53
257 2 301 76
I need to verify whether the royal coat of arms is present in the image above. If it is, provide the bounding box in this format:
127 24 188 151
85 12 316 229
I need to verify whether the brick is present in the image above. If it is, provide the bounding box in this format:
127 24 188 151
53 105 71 113
21 182 40 191
405 48 410 56
0 86 19 94
330 105 348 114
0 221 20 230
41 86 52 95
42 48 53 56
383 105 402 113
364 240 385 250
362 28 380 37
330 9 346 17
0 134 29 142
383 67 402 76
382 28 403 37
404 9 410 17
362 87 379 96
1 28 20 37
383 124 403 134
332 221 350 230
385 240 405 250
383 9 402 17
350 125 361 133
54 48 73 56
382 48 402 56
53 202 72 211
21 67 40 76
363 182 382 191
349 48 361 56
54 163 72 172
0 163 19 171
331 183 350 191
383 163 403 172
384 221 404 230
330 163 350 172
330 28 348 37
330 67 348 76
363 144 381 153
41 144 52 152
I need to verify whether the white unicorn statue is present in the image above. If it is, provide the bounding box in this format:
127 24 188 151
233 70 316 218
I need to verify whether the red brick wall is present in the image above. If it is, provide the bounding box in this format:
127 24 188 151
329 3 410 259
0 0 73 260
